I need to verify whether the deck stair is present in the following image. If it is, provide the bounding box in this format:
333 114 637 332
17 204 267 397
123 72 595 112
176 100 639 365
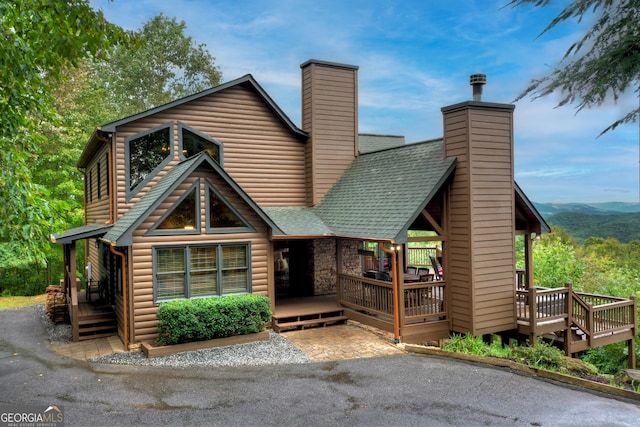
77 310 117 340
272 309 347 332
272 299 348 333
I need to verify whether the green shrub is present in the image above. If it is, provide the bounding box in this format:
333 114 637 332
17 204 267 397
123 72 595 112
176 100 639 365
512 338 564 369
580 341 638 374
156 294 272 345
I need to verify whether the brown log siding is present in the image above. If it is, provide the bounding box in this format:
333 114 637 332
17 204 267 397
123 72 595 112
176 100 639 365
112 85 307 224
128 171 271 343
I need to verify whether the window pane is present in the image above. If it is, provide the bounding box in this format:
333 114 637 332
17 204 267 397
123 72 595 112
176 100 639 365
222 245 248 294
129 127 171 190
182 128 220 163
209 190 244 228
157 248 185 298
158 188 197 229
190 247 217 295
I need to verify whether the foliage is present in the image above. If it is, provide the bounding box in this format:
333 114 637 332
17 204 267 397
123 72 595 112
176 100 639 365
580 340 637 374
156 294 272 345
92 14 223 118
532 232 585 287
443 334 515 359
0 0 127 266
512 338 565 370
509 0 640 135
547 212 640 244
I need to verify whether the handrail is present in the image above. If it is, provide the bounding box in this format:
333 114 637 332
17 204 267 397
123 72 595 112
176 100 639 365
69 282 79 342
518 285 635 348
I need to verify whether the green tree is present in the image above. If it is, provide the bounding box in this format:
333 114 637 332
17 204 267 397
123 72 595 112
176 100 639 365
93 14 223 117
0 1 126 266
509 0 640 134
533 232 585 287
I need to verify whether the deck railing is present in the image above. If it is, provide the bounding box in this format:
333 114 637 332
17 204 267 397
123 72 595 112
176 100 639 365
516 284 636 359
64 276 80 342
338 274 394 320
337 273 446 324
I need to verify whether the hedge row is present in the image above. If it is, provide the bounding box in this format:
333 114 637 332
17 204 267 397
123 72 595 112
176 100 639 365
156 294 272 345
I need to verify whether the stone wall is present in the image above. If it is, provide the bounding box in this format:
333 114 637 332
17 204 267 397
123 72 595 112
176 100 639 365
312 239 362 295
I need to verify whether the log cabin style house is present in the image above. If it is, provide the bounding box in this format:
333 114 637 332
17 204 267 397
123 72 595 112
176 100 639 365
52 60 636 367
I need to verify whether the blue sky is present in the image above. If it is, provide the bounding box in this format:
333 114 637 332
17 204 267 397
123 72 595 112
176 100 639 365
90 0 639 204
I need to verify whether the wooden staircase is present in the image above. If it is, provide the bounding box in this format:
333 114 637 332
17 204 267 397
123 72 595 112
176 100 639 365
272 308 348 332
77 308 117 341
272 296 348 332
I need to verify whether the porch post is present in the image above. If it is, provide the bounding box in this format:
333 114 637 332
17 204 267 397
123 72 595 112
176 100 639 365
524 234 534 289
380 242 400 341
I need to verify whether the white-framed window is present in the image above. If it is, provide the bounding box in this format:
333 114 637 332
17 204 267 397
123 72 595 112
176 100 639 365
154 243 251 302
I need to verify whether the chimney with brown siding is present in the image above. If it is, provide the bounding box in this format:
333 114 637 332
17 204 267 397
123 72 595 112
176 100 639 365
301 60 359 206
442 75 517 336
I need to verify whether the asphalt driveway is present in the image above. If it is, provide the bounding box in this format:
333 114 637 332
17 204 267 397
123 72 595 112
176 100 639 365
1 306 639 426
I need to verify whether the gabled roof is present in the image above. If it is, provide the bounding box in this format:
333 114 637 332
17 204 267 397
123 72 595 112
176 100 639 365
78 74 308 168
102 152 283 246
313 139 456 242
262 207 333 236
51 223 113 245
515 182 550 234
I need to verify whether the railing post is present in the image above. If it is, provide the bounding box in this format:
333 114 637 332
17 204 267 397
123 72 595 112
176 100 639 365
564 282 573 356
528 286 536 344
629 295 637 369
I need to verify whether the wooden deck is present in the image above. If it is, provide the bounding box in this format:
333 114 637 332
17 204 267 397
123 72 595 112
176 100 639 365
516 284 636 367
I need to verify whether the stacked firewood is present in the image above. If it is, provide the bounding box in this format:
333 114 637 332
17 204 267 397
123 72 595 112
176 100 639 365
45 285 67 323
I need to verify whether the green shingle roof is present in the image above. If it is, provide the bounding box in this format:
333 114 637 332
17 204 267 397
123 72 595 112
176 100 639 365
358 134 406 154
313 139 456 242
51 223 113 245
262 207 333 236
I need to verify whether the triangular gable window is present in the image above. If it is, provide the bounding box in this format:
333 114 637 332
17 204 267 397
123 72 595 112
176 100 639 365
179 123 222 165
126 123 173 199
150 183 200 233
206 182 254 233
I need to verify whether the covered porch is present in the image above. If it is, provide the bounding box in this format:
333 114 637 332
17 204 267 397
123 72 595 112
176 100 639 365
51 224 120 342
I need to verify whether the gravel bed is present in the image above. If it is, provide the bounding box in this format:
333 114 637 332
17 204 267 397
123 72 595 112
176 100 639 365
34 303 310 367
91 332 311 367
35 303 72 344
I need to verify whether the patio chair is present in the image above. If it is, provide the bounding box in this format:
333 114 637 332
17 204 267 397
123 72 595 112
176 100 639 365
375 271 392 282
406 266 419 275
85 278 101 302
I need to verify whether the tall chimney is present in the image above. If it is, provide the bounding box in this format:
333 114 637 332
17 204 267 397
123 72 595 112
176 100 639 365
300 60 359 206
469 74 486 101
442 75 516 337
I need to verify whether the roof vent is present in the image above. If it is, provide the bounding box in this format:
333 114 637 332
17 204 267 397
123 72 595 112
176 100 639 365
470 74 486 101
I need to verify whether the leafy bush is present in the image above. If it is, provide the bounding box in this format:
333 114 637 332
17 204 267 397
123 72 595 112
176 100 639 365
442 334 514 358
580 341 638 374
156 294 272 345
512 339 564 370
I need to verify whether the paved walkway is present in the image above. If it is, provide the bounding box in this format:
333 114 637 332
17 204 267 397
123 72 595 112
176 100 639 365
48 321 404 362
281 322 405 362
50 335 125 360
